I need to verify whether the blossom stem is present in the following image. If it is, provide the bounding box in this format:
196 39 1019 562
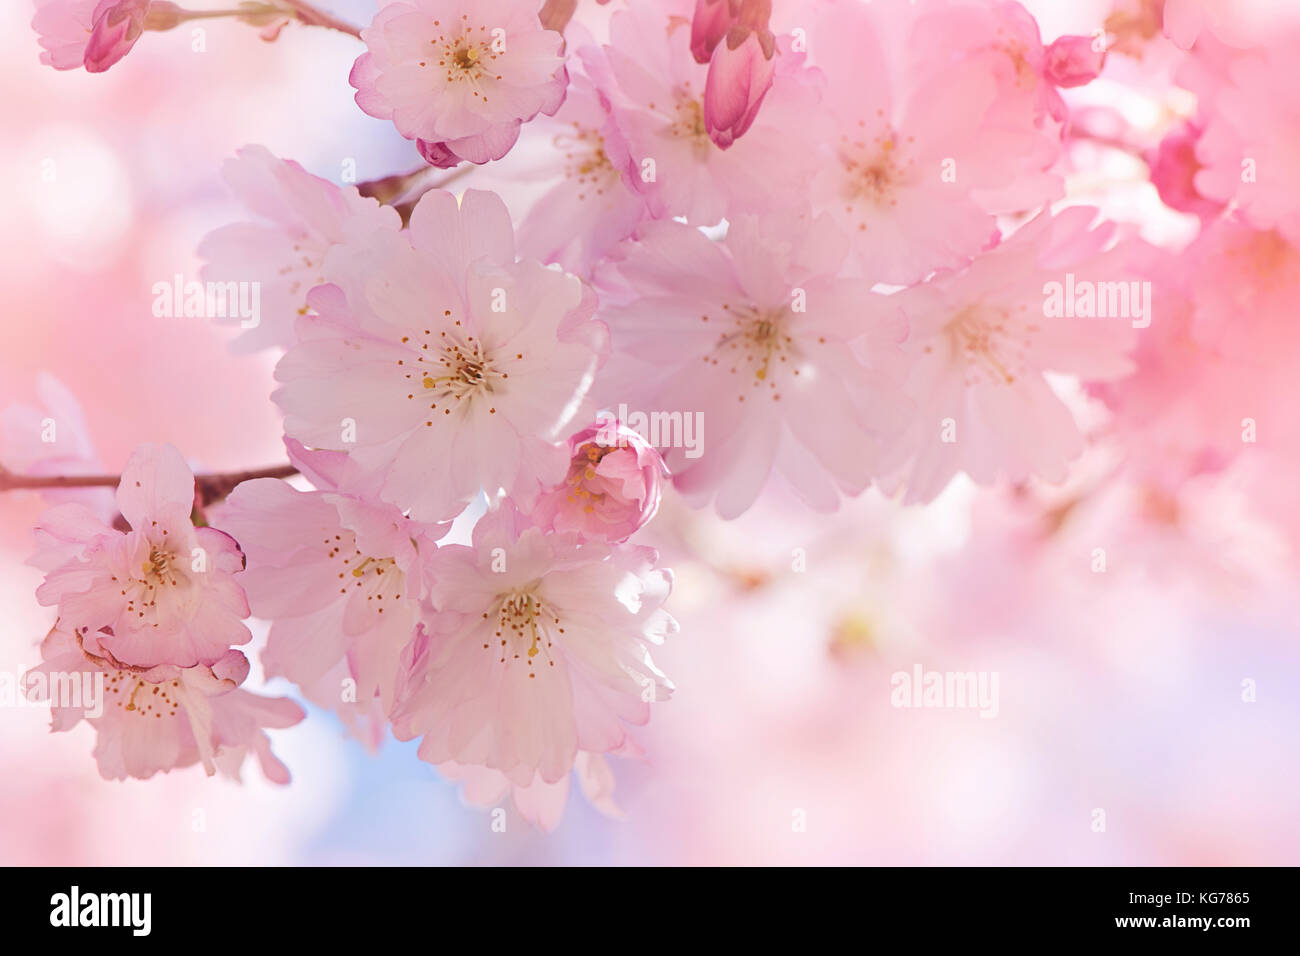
150 3 364 40
277 0 364 40
0 463 298 506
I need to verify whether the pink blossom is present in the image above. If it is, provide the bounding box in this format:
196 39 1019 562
218 476 436 721
595 0 822 226
528 419 667 542
805 0 1065 284
515 69 649 279
350 0 568 166
28 627 302 782
911 1 1090 126
874 207 1138 503
391 502 675 786
198 145 401 353
1162 0 1300 50
30 443 252 669
1182 218 1300 364
594 211 909 518
274 189 608 524
1088 246 1265 490
31 0 99 70
2 374 112 519
1192 35 1300 244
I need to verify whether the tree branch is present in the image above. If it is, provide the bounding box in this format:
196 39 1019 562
0 464 299 506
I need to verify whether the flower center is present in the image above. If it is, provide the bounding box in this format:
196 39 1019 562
114 536 183 626
840 129 914 211
107 671 182 719
325 533 402 611
399 316 513 424
144 547 173 580
701 302 805 404
484 590 562 678
425 339 501 400
555 124 616 200
566 442 617 514
427 20 502 102
453 45 480 70
283 235 328 315
667 88 711 158
942 304 1035 386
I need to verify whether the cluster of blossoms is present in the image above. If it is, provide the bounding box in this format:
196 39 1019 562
17 0 1300 828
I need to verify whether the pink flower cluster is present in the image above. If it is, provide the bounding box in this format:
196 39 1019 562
26 444 303 782
22 0 1300 830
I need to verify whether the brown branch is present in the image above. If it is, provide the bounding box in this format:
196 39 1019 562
358 164 473 226
0 464 298 506
540 0 578 33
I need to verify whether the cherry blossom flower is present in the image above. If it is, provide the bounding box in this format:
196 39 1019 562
594 0 822 226
350 0 568 166
515 69 649 279
1162 0 1300 50
594 211 909 518
274 188 608 524
803 0 1066 284
28 627 302 782
1192 33 1300 244
1088 252 1258 491
912 1 1102 126
391 502 675 786
2 374 112 519
198 145 401 353
32 0 100 70
30 443 252 669
528 418 668 542
874 206 1138 503
219 476 437 722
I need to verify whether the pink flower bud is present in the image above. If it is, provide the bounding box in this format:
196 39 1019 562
416 139 464 169
84 0 150 74
530 420 668 543
691 0 733 63
704 30 777 149
1147 121 1225 220
1044 34 1105 89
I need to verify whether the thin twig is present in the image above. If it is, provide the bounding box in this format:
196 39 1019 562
0 464 298 506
